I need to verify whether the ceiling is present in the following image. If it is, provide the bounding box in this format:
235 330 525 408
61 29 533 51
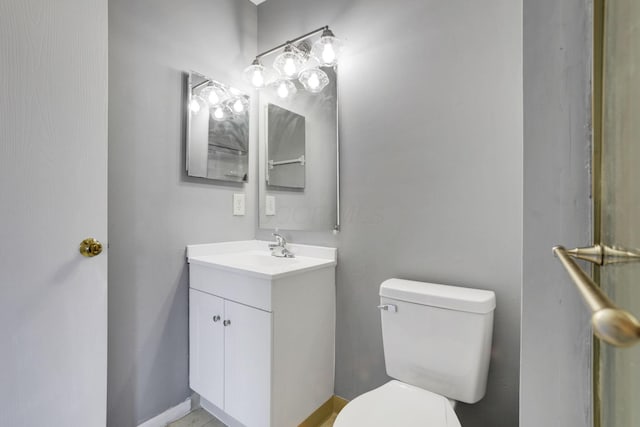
248 0 267 5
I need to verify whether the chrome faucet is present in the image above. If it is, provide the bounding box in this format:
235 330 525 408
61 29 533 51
269 232 294 258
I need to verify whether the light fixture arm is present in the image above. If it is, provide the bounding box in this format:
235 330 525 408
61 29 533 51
191 80 211 92
255 25 329 60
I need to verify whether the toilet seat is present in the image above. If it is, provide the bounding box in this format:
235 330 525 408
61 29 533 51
334 380 461 427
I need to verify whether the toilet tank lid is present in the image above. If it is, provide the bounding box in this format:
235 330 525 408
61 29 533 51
380 279 496 314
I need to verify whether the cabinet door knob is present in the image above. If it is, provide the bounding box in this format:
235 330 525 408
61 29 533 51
212 315 221 322
223 320 231 326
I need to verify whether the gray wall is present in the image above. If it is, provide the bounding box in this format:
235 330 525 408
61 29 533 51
108 1 257 425
256 1 523 426
521 0 593 426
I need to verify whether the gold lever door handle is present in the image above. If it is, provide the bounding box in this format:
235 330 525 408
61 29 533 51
553 245 640 347
79 238 103 257
564 244 640 265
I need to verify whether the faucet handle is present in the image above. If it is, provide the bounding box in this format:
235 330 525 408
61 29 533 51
272 232 286 246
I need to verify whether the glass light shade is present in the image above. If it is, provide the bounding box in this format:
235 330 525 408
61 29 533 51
243 61 267 89
273 79 297 99
273 46 305 79
298 68 329 93
210 104 231 121
200 84 228 106
311 31 344 66
189 95 206 114
224 96 249 115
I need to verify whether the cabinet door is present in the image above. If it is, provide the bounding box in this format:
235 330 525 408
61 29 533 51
224 300 272 427
189 289 225 408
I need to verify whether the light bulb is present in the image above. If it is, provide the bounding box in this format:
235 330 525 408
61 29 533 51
213 106 225 119
322 44 336 64
298 68 329 93
200 84 228 107
207 91 219 105
283 58 297 77
251 70 264 87
307 73 320 90
189 98 201 113
273 79 297 99
311 28 344 66
277 82 289 98
189 95 206 113
243 60 267 89
274 45 305 80
233 99 244 113
223 96 248 116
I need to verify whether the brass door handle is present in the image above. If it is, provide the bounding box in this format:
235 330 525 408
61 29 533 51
79 238 103 257
562 243 640 265
553 245 640 347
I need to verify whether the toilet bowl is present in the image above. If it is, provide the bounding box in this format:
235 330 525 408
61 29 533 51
334 279 496 427
334 381 460 427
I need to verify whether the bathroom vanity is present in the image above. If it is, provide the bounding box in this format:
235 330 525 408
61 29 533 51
186 240 337 427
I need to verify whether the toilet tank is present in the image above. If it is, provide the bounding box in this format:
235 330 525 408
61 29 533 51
379 279 496 404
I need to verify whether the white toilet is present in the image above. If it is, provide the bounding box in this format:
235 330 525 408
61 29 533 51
334 278 496 427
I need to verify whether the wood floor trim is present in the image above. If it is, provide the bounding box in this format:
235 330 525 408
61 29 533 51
298 395 349 427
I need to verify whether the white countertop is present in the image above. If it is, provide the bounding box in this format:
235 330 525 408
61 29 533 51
186 240 337 279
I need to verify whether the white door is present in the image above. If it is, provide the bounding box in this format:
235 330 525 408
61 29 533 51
0 0 108 426
224 300 271 427
189 289 225 408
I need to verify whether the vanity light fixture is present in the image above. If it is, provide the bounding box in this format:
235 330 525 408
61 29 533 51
190 78 248 121
243 25 343 97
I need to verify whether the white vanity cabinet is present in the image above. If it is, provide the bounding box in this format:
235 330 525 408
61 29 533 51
187 241 337 427
189 289 271 427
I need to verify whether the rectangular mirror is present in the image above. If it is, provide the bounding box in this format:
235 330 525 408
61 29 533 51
186 71 249 183
266 103 306 188
258 67 339 231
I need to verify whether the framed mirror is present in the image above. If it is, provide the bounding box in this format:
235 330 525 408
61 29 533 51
258 67 339 231
186 71 249 183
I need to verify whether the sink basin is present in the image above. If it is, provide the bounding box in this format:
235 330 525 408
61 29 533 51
186 240 337 279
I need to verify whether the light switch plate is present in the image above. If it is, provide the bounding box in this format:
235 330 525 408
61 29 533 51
233 193 245 216
265 195 276 216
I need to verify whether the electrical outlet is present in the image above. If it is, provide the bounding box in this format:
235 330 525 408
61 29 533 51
265 195 276 216
233 193 245 216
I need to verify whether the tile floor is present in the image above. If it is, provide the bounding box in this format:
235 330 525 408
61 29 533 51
167 408 224 427
167 408 338 427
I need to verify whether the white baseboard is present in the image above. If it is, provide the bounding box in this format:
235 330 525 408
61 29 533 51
200 397 244 427
137 397 192 427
